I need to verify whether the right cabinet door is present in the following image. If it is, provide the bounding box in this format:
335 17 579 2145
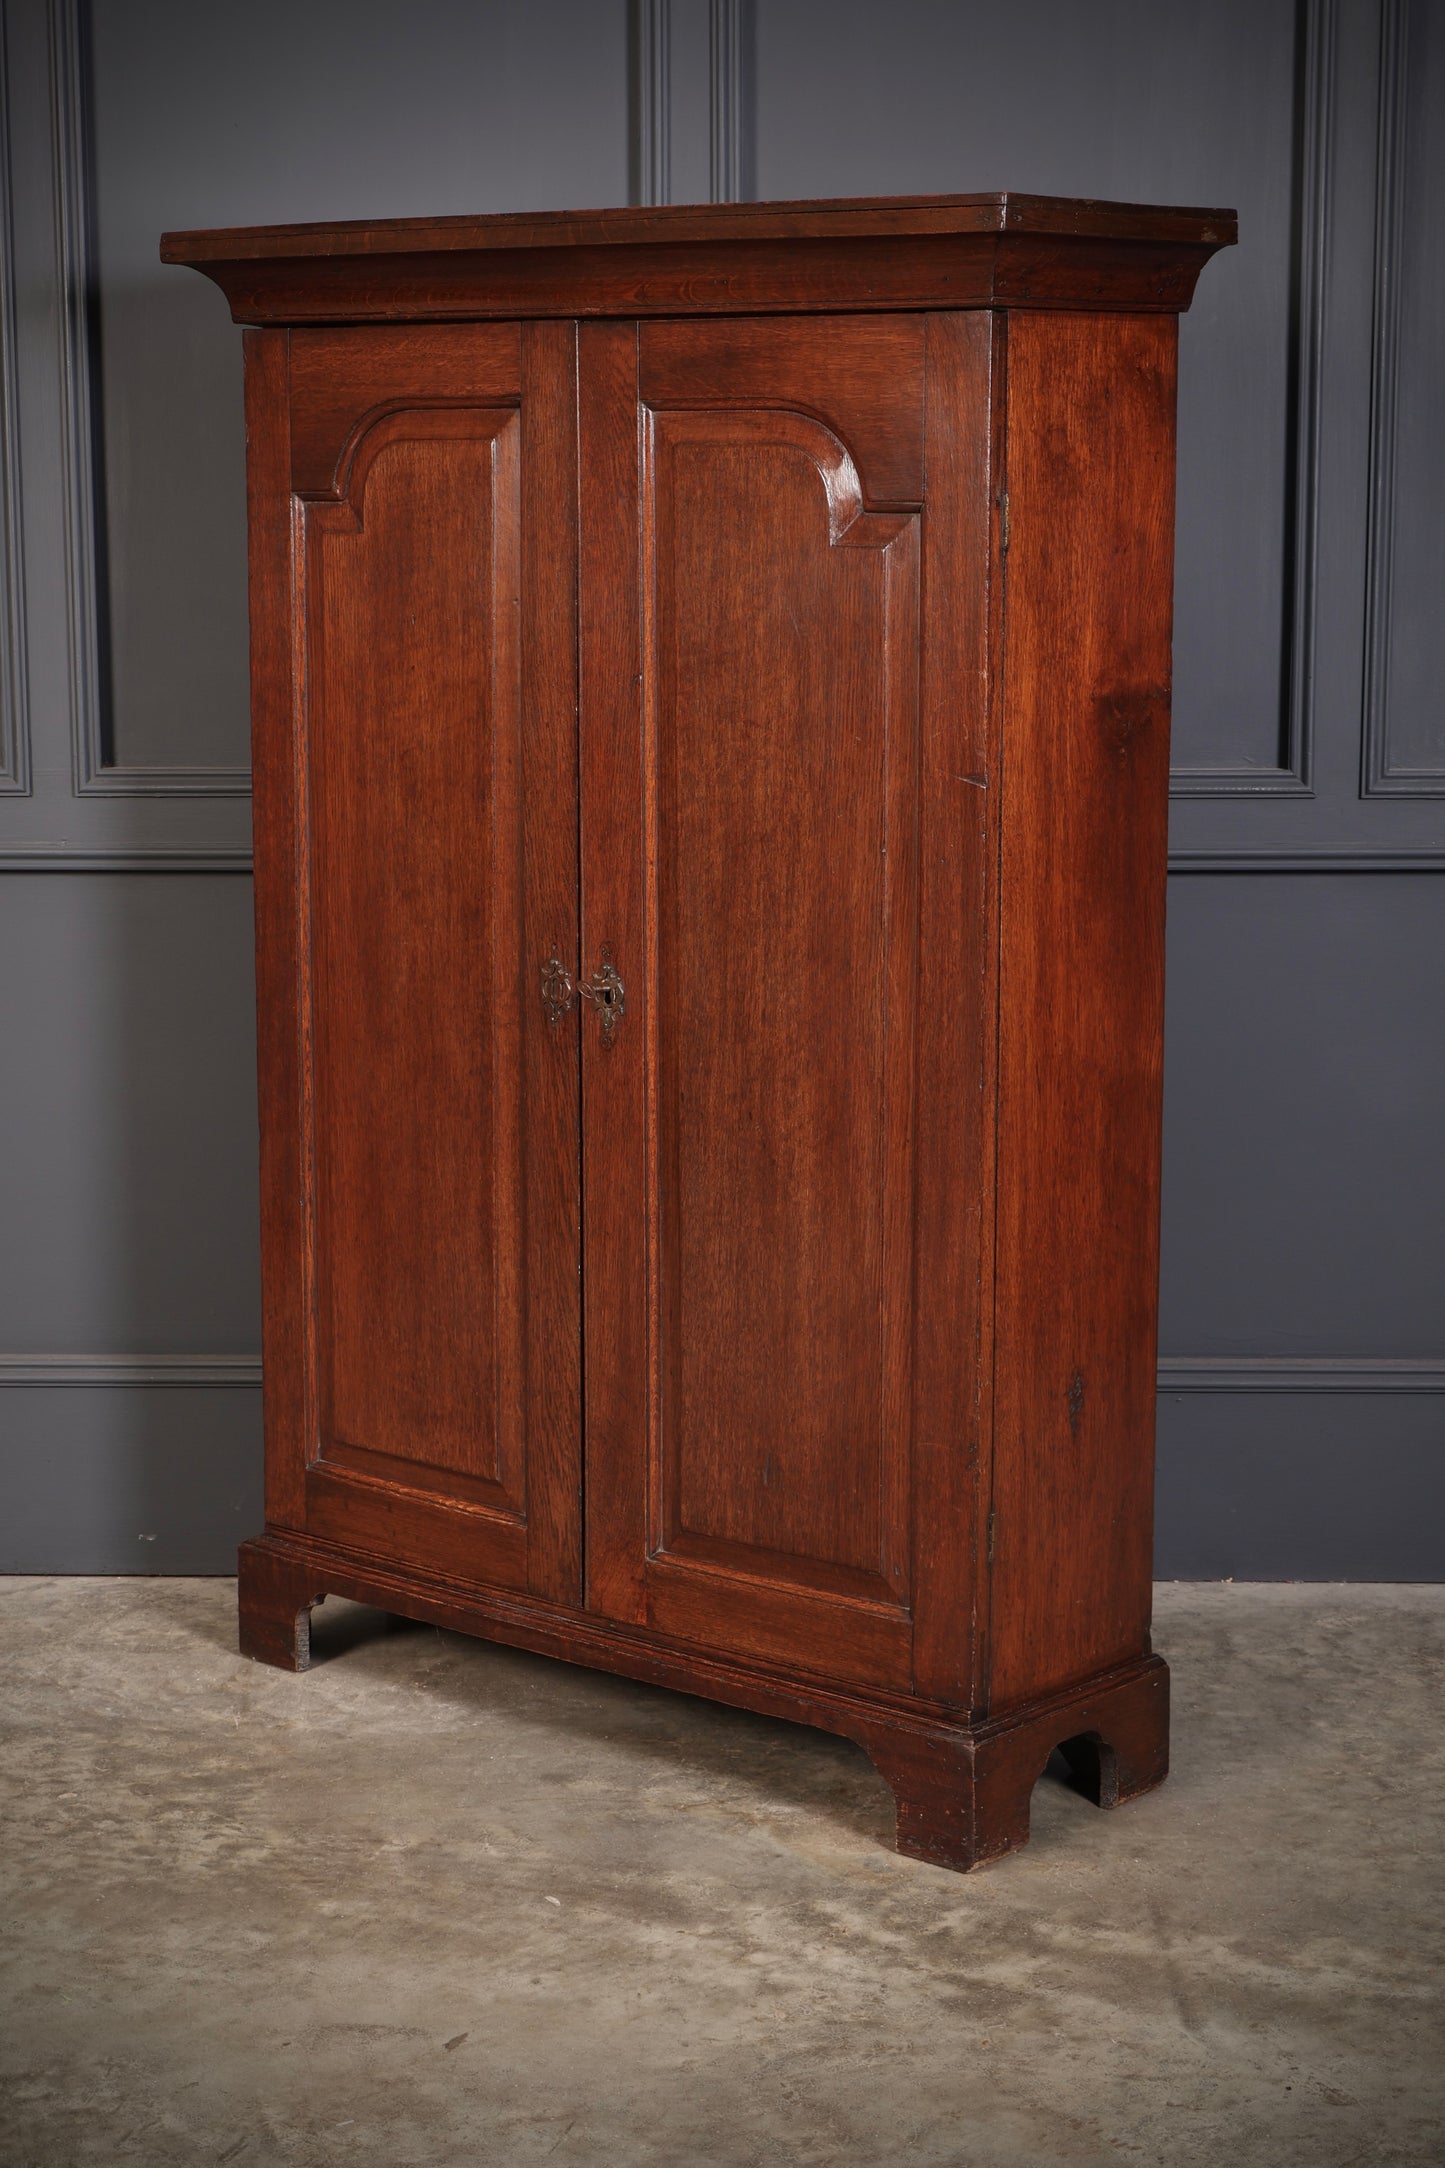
580 314 999 1702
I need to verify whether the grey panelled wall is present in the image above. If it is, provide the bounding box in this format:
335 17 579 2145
0 0 631 1566
0 0 1440 1575
750 0 1445 1572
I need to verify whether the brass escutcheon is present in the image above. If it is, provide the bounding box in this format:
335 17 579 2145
540 947 625 1044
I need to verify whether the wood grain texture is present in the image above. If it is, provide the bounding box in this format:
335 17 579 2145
165 190 1236 260
306 409 524 1500
273 333 583 1604
642 1561 913 1692
243 327 308 1536
237 1537 324 1671
164 195 1236 328
867 1654 1169 1869
301 1465 529 1591
167 234 1228 328
517 320 583 1606
577 320 650 1627
907 311 1001 1710
577 321 939 1694
649 406 916 1595
207 194 1225 1870
640 316 924 505
287 323 521 495
987 310 1179 1714
237 1530 1168 1873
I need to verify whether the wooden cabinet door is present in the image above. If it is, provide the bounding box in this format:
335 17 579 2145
249 322 581 1602
578 316 998 1699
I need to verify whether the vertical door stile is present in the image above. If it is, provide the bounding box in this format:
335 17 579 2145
639 388 666 1594
520 318 584 1606
578 320 650 1626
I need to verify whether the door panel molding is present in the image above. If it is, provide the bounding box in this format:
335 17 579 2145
304 408 525 1504
643 1554 913 1690
643 401 919 1614
639 315 925 503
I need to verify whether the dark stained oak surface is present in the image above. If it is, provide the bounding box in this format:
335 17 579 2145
163 192 1235 325
307 413 522 1503
286 323 522 495
163 191 1235 259
634 328 922 1689
201 192 1234 1872
639 316 925 506
988 310 1177 1711
250 323 583 1605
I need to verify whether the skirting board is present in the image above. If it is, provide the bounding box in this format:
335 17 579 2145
0 1365 1441 1577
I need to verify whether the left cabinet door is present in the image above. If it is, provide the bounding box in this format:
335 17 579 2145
246 323 582 1603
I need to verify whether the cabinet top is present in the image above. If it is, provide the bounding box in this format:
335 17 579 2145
162 191 1236 327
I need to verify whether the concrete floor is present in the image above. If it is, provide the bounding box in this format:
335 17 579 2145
1 1580 1441 2167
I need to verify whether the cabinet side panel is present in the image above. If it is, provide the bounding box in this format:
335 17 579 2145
909 312 1001 1708
244 328 307 1534
989 311 1176 1714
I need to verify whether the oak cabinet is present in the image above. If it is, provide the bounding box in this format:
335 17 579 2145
165 194 1234 1871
